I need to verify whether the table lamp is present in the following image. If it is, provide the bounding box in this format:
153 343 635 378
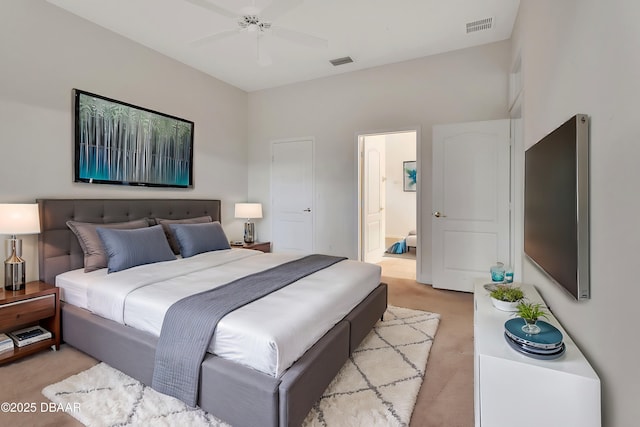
0 204 40 290
235 203 262 244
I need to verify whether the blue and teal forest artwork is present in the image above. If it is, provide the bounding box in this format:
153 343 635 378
76 92 193 187
403 161 417 192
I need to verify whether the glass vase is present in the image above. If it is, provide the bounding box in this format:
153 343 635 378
490 262 505 282
505 266 514 283
521 319 541 335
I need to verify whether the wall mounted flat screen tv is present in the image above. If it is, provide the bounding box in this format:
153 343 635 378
524 114 590 300
74 89 194 188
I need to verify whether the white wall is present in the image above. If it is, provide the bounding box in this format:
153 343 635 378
248 41 510 282
385 132 417 239
513 1 640 425
0 0 249 281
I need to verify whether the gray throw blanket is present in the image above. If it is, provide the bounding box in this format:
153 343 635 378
151 254 346 406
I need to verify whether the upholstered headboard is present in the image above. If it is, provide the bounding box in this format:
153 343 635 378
37 199 222 285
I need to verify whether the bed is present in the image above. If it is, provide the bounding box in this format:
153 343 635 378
37 199 387 427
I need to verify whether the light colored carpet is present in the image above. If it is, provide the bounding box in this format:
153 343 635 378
382 251 416 260
42 306 440 427
378 258 416 281
380 262 474 427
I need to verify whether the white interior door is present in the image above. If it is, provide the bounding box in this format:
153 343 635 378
362 136 386 263
432 120 510 292
271 139 313 254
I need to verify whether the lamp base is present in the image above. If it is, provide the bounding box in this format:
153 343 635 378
244 222 255 244
5 237 26 291
5 257 26 291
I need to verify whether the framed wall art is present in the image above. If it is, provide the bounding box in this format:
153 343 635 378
73 89 194 188
403 160 417 192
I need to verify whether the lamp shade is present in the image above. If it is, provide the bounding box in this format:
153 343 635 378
0 204 41 235
235 203 263 219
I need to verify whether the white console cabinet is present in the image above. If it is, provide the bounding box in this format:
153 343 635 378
474 281 600 427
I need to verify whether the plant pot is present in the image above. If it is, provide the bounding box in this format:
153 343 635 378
490 297 520 312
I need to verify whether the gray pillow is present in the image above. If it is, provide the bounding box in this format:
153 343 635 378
96 225 176 273
156 216 212 254
169 221 231 258
67 218 150 272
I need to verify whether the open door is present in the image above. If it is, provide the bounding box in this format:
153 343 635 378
361 135 386 263
432 120 510 292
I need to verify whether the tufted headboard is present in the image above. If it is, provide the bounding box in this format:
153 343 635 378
37 199 222 285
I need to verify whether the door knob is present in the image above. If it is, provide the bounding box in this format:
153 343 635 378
303 208 311 212
433 211 447 218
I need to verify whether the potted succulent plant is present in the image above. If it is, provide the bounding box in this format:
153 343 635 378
515 301 549 334
489 285 524 312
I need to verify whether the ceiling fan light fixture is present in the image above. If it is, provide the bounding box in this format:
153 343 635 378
239 15 272 33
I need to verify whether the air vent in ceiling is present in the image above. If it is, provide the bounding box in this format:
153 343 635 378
330 56 354 66
466 17 493 33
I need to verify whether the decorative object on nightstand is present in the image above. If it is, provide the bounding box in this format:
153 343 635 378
0 204 41 291
235 203 263 244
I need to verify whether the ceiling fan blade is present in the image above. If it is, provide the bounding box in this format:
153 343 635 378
191 29 239 47
260 0 303 22
184 0 237 19
270 26 328 48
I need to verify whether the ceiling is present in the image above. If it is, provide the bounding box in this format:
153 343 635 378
46 0 520 92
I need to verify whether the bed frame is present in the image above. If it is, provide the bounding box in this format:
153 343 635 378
37 199 387 427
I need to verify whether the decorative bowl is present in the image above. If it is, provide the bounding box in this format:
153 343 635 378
491 297 520 312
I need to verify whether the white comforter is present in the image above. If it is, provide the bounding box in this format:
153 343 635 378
56 249 381 377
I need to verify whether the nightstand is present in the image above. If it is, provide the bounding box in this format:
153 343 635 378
231 241 271 253
0 281 61 365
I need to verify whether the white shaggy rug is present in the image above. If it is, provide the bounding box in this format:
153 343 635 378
43 306 440 427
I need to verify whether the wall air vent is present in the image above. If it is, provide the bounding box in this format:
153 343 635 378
466 17 493 33
330 56 354 66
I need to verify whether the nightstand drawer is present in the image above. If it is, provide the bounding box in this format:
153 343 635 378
0 294 56 330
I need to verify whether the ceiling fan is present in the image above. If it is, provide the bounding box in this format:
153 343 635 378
185 0 328 66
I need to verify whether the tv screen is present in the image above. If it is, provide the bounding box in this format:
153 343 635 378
74 89 194 188
524 114 590 300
